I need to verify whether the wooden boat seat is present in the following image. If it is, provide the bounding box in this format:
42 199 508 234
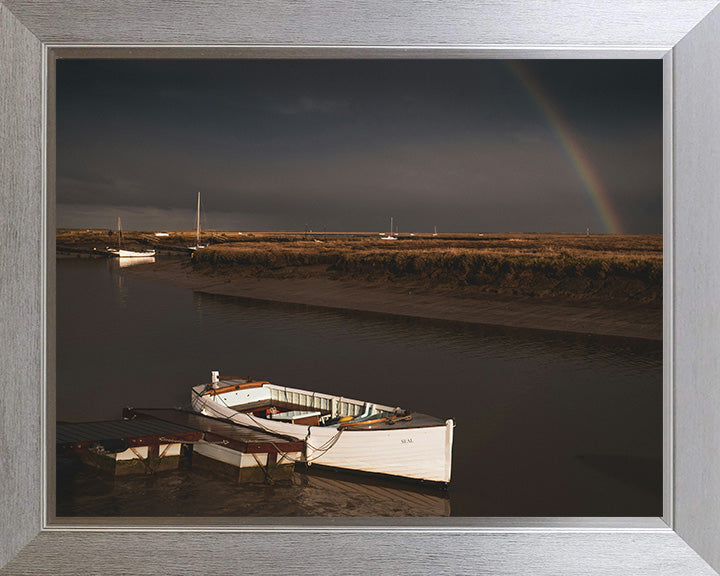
268 410 322 426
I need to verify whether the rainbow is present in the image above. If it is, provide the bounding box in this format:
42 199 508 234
506 61 623 234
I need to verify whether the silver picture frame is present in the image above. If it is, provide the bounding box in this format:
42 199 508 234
2 1 720 574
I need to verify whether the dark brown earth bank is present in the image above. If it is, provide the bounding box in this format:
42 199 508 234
120 257 661 341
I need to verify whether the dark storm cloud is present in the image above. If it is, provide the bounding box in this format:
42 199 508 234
56 59 662 233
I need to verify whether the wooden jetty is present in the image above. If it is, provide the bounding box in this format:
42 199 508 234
57 418 202 475
131 408 305 482
59 408 304 483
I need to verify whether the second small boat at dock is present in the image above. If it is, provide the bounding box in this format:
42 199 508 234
190 371 454 484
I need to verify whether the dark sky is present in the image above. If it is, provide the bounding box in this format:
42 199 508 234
56 59 662 234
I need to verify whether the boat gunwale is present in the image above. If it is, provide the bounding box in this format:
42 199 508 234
200 379 399 414
193 382 449 432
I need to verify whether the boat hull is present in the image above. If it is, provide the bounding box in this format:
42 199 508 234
191 385 453 483
108 248 156 258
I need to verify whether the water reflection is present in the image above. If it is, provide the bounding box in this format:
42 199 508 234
296 469 451 516
117 256 156 268
56 455 450 517
191 290 661 382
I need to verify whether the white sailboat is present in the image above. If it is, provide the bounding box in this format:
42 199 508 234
188 192 207 251
191 371 454 484
106 217 156 258
380 216 398 240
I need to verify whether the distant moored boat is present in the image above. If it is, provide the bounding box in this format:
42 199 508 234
380 216 398 240
188 192 207 251
106 217 156 258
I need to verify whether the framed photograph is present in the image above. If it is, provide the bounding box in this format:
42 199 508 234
2 1 720 574
52 56 664 521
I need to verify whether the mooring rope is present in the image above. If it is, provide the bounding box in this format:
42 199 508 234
192 386 344 464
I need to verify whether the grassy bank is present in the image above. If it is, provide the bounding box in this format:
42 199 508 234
189 233 662 305
56 229 662 304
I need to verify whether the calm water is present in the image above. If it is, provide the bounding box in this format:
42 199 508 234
56 257 662 517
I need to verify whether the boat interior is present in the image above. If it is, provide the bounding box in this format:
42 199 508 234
200 377 444 430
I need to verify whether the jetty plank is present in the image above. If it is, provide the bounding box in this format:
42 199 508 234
56 419 202 449
126 408 305 454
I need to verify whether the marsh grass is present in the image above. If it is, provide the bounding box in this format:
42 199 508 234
189 233 662 304
56 229 661 302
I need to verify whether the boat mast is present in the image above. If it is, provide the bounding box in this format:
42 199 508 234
196 192 201 246
117 216 122 249
390 216 393 237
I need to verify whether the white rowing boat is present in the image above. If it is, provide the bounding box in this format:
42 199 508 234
190 371 454 484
